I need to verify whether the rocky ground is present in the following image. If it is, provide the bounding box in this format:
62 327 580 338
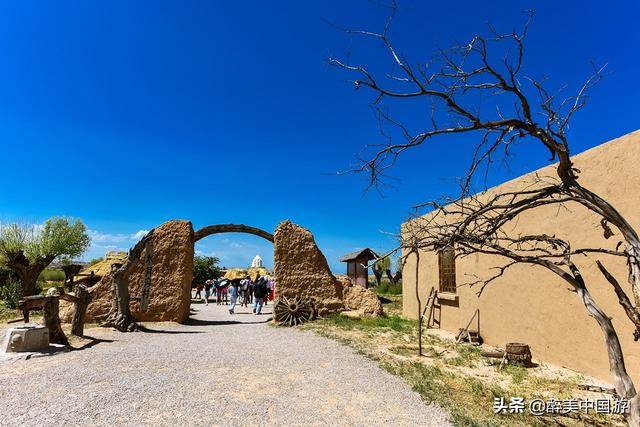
0 297 450 427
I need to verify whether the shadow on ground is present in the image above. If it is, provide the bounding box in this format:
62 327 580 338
71 336 116 351
137 325 204 334
184 317 273 326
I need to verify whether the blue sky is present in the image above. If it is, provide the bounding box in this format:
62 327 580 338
1 1 638 272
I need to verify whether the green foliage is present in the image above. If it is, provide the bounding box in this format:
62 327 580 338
375 280 403 295
323 313 414 333
39 218 90 259
192 255 222 285
1 279 21 309
0 217 90 264
39 268 65 282
373 255 390 272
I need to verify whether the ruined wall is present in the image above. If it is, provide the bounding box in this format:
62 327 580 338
62 219 381 324
62 220 194 323
273 220 345 316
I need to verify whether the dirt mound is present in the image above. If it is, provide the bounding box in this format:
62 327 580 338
343 282 384 317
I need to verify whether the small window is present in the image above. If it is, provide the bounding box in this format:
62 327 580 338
438 246 456 294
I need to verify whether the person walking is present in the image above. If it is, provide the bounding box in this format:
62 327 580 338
253 277 268 315
194 283 203 300
215 279 224 305
228 281 238 314
240 276 250 307
247 279 254 304
268 277 275 302
204 279 213 306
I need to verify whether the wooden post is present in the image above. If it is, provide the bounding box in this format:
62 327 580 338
43 295 69 346
71 284 91 337
414 248 422 357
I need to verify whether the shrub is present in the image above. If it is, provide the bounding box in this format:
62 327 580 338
375 280 403 295
1 280 21 309
39 268 65 282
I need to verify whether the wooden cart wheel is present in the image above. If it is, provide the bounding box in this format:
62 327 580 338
274 297 314 326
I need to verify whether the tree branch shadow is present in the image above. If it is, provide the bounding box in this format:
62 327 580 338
136 325 204 334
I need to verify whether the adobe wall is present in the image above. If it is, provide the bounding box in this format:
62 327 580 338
402 129 640 384
273 220 345 316
62 220 194 323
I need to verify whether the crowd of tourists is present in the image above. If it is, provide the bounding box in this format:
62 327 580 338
194 276 275 315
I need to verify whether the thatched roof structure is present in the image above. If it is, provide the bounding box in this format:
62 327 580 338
247 267 270 281
223 267 271 282
73 251 127 283
223 268 248 281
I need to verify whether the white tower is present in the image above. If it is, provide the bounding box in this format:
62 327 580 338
251 255 263 268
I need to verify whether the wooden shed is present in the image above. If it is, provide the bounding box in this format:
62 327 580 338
340 248 378 288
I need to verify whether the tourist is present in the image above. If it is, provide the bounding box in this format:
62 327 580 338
215 279 224 305
204 279 213 306
246 278 253 304
253 277 268 314
228 281 238 314
267 277 275 303
240 276 252 307
194 283 203 300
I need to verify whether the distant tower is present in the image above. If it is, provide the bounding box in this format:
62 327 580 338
251 255 263 268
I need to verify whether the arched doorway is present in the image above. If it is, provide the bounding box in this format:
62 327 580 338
192 223 275 310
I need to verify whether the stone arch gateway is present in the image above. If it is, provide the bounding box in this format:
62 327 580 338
61 219 383 324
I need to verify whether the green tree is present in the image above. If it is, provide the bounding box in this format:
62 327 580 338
192 255 222 286
0 218 91 297
373 256 390 286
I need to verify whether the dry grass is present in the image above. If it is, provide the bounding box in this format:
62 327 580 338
301 295 625 426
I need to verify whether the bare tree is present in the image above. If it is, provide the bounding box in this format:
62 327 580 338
331 5 640 423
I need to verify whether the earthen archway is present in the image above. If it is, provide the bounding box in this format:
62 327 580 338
65 219 381 325
193 224 274 243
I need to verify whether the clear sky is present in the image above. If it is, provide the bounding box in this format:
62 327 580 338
0 1 638 272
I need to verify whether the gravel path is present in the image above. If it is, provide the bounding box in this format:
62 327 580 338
0 299 450 426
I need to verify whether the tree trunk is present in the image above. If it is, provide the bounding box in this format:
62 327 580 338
17 267 45 297
557 155 640 339
101 230 154 332
6 253 55 297
385 269 394 284
575 284 639 424
373 267 383 287
102 269 137 332
393 270 402 284
71 284 91 337
43 295 69 346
